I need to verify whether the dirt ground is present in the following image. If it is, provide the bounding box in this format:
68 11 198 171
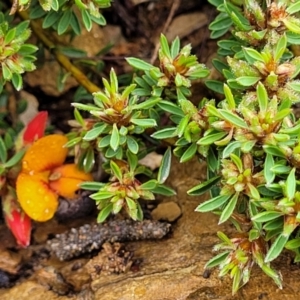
1 0 300 299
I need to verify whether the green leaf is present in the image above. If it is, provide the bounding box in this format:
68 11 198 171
126 57 155 71
264 153 275 184
83 124 107 141
11 73 23 91
257 82 268 112
90 14 106 26
205 251 230 269
243 48 265 63
126 150 138 172
59 47 87 58
177 115 190 137
90 191 114 201
271 164 291 174
157 147 172 184
187 176 221 196
4 28 16 45
151 127 177 139
140 179 157 190
265 233 290 262
157 100 184 117
110 124 120 151
219 193 239 224
286 167 296 200
287 32 300 45
251 211 283 223
223 84 235 109
131 118 157 127
2 64 12 80
180 143 197 163
83 147 95 172
241 140 256 153
282 18 300 34
263 218 284 230
0 137 7 163
197 131 227 146
72 102 99 111
98 135 111 148
152 184 176 196
127 136 139 154
58 9 72 35
132 97 160 110
70 11 81 35
81 9 92 31
51 0 59 11
74 108 85 127
236 76 260 86
219 109 248 129
110 160 123 182
195 194 230 212
80 181 105 191
43 11 61 28
285 238 300 250
274 108 291 122
208 0 223 7
205 80 224 94
209 15 232 31
97 203 113 223
286 2 300 14
170 37 180 58
4 148 25 168
64 137 82 148
263 145 286 158
223 141 242 158
274 34 287 62
30 5 46 19
230 153 243 173
160 34 171 58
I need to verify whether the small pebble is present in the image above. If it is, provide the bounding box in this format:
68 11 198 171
151 202 182 222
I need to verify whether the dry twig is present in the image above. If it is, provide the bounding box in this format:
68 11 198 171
48 219 171 261
150 0 181 64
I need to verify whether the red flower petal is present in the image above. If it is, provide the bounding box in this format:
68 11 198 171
2 190 32 247
23 111 48 144
5 210 32 247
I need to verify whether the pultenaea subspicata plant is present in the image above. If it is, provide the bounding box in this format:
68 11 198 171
3 0 300 295
190 0 300 293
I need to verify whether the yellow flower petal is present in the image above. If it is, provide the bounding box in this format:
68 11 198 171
22 134 68 173
49 177 85 199
50 164 93 181
16 173 58 222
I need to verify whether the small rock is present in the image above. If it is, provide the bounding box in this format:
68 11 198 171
139 152 163 170
55 192 96 221
151 202 182 222
0 270 12 288
35 266 71 295
0 249 22 274
59 259 90 292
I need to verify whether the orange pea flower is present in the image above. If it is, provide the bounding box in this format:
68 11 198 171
2 112 48 247
16 134 93 222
